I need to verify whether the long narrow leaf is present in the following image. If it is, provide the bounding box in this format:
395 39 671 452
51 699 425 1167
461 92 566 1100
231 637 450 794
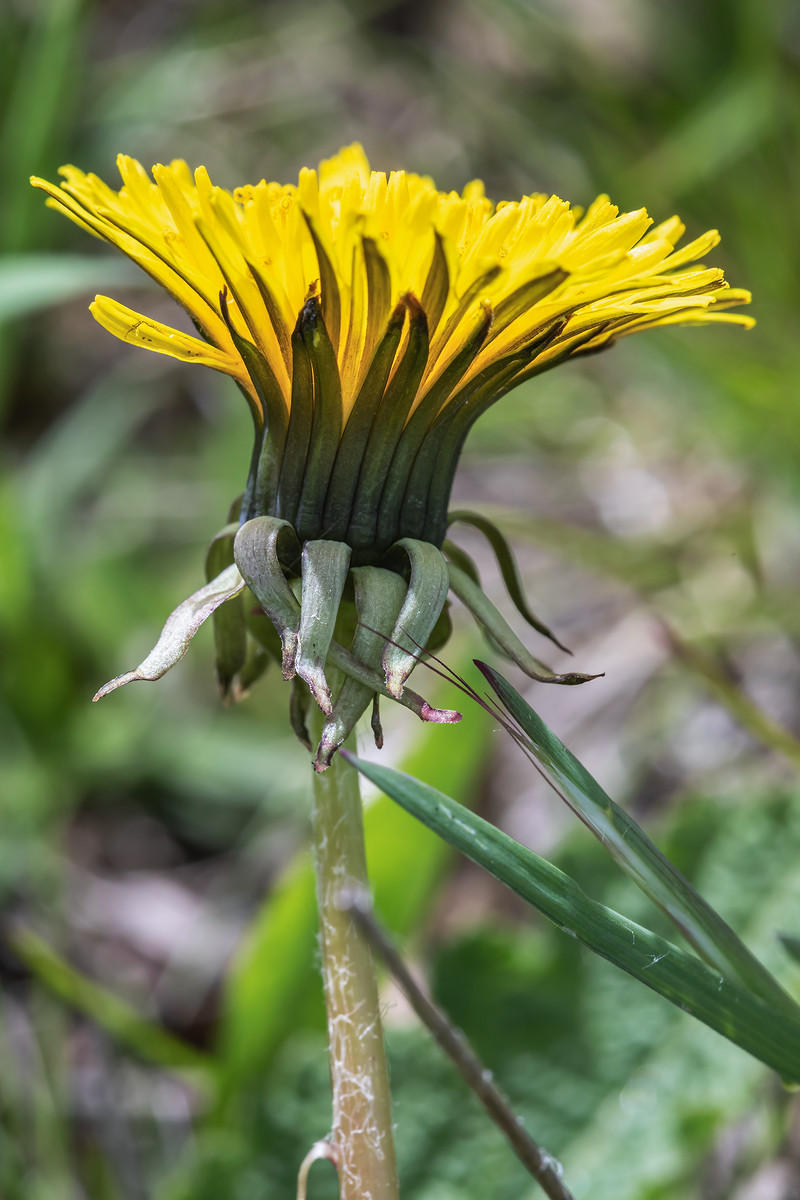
477 662 798 1017
343 751 800 1082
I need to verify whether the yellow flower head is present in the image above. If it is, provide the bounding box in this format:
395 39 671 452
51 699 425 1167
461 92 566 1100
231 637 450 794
32 147 753 767
33 145 751 554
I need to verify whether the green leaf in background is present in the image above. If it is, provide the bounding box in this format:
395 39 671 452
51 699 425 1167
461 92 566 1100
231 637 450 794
0 0 83 256
216 850 321 1100
0 0 101 407
7 926 213 1080
0 254 140 324
345 750 800 1082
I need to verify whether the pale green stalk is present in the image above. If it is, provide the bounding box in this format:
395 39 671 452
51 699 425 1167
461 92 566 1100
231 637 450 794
309 702 398 1200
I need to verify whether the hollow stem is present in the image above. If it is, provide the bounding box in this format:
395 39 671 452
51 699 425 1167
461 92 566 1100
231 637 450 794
345 896 576 1200
309 711 399 1200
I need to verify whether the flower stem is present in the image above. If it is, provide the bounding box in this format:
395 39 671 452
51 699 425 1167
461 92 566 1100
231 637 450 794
344 896 576 1200
309 721 399 1199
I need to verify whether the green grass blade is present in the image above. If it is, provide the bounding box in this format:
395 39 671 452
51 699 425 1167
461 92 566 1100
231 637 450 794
8 926 214 1081
477 662 798 1018
0 0 87 410
0 0 83 254
344 751 800 1082
665 627 800 772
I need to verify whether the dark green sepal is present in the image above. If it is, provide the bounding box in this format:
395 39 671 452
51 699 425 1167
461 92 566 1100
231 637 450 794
301 211 342 354
420 230 450 338
218 289 289 518
315 565 407 770
447 510 571 653
205 521 247 701
240 425 283 540
326 640 462 727
243 600 284 665
347 295 429 555
246 263 292 373
340 236 392 381
237 638 271 695
217 291 288 435
429 265 500 356
380 538 450 698
234 516 302 679
295 297 344 542
505 320 612 388
238 404 265 524
406 355 544 546
375 303 493 550
296 539 352 713
275 305 314 528
397 354 526 543
396 303 494 462
425 599 453 657
360 236 393 367
420 320 568 546
441 538 481 586
485 267 568 343
371 695 383 749
322 300 406 541
447 562 601 686
290 674 312 751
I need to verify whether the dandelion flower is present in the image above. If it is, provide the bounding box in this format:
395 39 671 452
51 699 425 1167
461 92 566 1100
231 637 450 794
33 146 753 766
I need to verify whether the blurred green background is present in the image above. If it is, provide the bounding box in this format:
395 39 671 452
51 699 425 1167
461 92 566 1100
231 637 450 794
2 0 800 1197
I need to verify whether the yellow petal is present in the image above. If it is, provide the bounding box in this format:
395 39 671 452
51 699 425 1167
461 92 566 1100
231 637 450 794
90 295 245 377
34 153 752 436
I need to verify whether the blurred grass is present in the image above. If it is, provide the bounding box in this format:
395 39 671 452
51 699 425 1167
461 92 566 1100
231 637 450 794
2 0 800 1196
